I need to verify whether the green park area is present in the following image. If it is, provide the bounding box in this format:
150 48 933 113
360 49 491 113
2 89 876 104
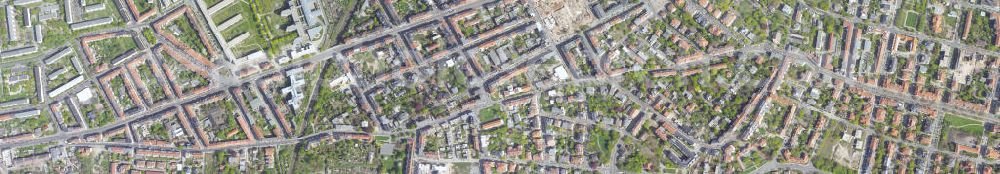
378 140 408 174
432 65 468 94
903 11 920 29
145 122 170 140
893 0 929 31
943 113 984 136
812 156 858 174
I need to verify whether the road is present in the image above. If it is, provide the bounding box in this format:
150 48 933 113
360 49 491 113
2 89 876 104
0 0 497 150
7 0 1000 173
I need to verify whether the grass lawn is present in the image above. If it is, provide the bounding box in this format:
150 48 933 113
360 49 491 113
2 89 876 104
477 104 505 123
212 0 293 57
392 0 430 20
944 114 984 136
451 162 474 174
203 0 222 7
434 66 467 94
814 124 844 159
40 21 74 51
90 36 137 60
0 67 36 104
587 127 619 165
352 50 394 77
904 11 920 29
812 156 858 174
46 60 80 90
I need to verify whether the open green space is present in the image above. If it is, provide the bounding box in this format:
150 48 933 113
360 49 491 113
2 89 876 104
391 0 430 21
904 11 920 29
586 127 619 165
378 144 407 174
477 104 505 123
432 65 468 94
943 114 984 136
212 0 295 57
0 65 37 105
89 36 137 60
45 59 80 90
132 0 155 14
812 156 858 174
351 47 397 79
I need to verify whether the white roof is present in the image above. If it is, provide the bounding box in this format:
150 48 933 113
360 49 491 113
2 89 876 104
553 66 570 80
76 88 94 103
